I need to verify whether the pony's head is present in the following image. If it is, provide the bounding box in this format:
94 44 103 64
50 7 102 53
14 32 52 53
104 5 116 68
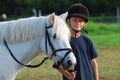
41 13 76 70
0 13 76 70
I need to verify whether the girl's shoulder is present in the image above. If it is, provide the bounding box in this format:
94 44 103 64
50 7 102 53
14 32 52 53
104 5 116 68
81 34 91 43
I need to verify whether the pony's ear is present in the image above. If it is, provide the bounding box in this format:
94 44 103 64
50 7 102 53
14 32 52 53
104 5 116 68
49 13 55 26
59 12 68 21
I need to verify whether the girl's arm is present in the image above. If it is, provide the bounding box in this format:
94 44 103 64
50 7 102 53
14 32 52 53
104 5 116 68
91 59 99 80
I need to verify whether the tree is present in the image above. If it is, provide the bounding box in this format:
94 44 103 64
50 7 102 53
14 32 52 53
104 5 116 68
0 0 120 17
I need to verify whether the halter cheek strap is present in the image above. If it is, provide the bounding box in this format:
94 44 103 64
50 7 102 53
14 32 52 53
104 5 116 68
45 26 73 69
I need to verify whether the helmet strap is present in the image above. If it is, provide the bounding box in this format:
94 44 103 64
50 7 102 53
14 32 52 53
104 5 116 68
67 19 88 38
67 20 81 37
82 28 88 33
71 27 88 38
71 27 80 38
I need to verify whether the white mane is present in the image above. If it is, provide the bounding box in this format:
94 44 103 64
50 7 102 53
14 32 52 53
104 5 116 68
0 16 47 44
0 13 70 44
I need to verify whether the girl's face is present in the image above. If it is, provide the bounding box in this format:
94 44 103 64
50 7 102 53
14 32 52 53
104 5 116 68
68 17 86 31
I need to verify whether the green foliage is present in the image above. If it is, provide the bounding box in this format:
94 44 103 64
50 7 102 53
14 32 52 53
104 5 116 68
90 16 116 22
0 0 120 16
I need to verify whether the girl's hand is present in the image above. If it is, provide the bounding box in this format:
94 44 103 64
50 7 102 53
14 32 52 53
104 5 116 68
67 71 77 80
58 67 76 80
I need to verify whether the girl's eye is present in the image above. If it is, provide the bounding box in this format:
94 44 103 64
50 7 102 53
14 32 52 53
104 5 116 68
53 34 56 39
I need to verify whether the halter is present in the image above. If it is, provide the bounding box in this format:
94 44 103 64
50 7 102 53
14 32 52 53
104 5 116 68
45 26 73 68
4 25 73 69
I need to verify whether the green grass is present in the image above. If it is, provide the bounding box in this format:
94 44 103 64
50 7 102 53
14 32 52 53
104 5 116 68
88 33 120 48
16 48 120 80
90 16 116 22
85 21 120 35
16 54 62 80
16 22 120 80
97 48 120 80
84 21 120 48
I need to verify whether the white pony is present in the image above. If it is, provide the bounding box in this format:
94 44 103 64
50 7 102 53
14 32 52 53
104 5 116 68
0 13 76 80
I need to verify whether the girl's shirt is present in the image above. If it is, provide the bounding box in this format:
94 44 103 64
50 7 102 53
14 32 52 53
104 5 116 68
63 34 98 80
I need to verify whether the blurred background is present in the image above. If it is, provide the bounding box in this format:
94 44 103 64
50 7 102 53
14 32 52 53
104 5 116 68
0 0 120 80
0 0 120 23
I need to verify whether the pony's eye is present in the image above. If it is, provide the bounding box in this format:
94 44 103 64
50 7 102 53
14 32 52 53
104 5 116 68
53 34 56 39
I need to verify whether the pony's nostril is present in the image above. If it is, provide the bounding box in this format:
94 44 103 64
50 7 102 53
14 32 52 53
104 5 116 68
67 60 72 66
57 60 61 64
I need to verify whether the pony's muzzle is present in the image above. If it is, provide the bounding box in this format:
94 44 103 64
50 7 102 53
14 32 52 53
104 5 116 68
52 59 76 70
52 60 61 69
65 59 76 70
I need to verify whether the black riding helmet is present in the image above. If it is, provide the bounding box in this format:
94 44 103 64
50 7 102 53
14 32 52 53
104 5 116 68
66 3 89 22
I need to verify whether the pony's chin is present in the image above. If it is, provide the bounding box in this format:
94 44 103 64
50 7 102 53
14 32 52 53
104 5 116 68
60 64 74 70
52 63 75 71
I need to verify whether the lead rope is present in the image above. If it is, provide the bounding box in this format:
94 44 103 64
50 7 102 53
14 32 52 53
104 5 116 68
4 38 48 68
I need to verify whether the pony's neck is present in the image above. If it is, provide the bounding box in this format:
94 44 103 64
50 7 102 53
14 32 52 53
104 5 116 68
14 39 41 68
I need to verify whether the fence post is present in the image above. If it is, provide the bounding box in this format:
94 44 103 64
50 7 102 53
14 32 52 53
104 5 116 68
32 8 37 16
117 6 120 24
